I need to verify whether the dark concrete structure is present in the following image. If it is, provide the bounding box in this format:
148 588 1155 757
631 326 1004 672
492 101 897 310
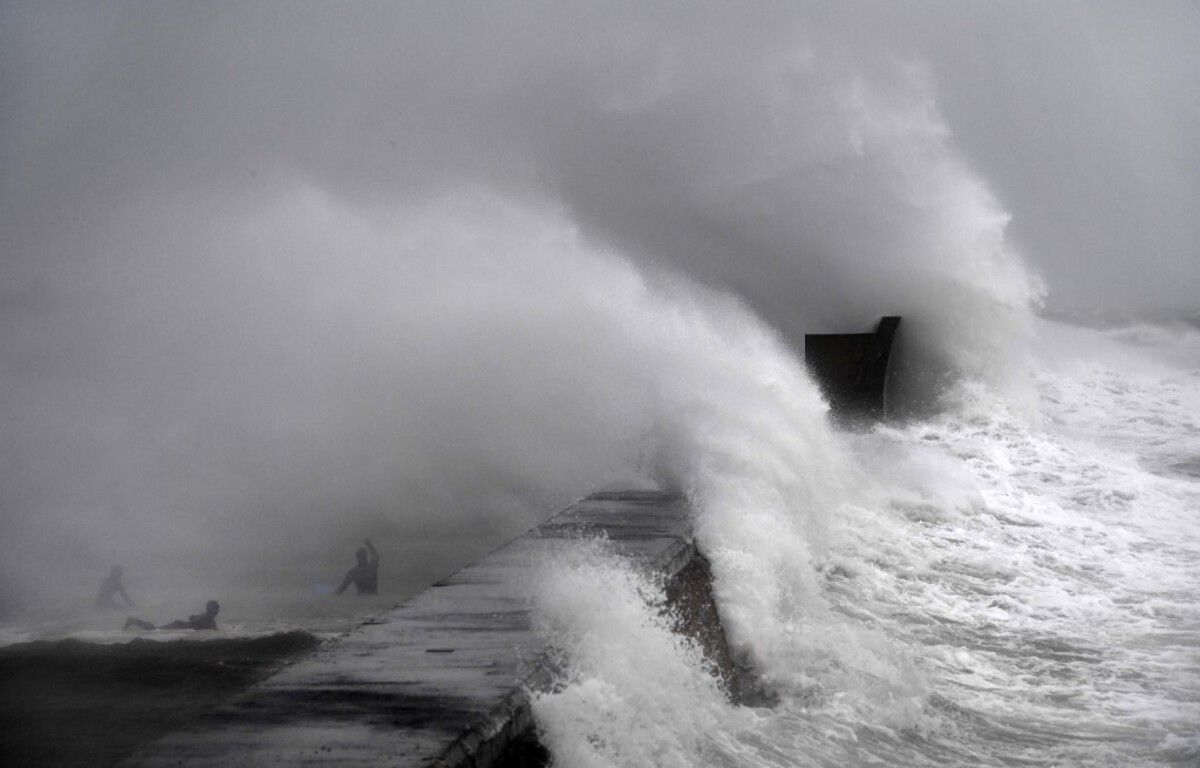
804 316 901 422
124 491 715 768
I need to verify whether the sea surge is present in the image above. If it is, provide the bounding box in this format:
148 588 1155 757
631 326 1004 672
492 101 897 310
529 316 1200 767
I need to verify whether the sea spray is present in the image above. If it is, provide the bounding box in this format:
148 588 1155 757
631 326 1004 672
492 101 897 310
527 315 1200 766
530 537 749 768
640 290 942 721
2 3 1063 615
527 292 944 765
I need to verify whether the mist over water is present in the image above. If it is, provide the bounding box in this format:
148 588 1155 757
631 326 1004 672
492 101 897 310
1 2 1198 765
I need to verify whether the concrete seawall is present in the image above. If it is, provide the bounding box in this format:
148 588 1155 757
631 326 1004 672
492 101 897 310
126 490 715 767
805 315 901 421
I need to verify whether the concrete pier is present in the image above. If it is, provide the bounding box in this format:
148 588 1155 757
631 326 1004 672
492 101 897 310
805 316 901 421
125 490 696 768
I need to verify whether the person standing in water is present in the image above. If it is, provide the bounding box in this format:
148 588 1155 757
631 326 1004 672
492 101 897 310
336 539 379 595
95 565 134 609
124 600 219 631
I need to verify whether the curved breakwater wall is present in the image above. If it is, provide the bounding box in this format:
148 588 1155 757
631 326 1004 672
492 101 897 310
125 490 738 768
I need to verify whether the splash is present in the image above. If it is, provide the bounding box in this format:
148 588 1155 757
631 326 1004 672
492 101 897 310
528 317 1200 766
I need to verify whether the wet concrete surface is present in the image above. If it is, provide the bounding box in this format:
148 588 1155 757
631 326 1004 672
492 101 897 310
124 491 699 768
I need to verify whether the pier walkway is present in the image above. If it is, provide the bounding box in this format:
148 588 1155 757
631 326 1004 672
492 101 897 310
126 490 694 768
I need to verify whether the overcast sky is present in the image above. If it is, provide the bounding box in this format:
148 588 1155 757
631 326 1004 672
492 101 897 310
1 2 1197 607
4 2 1196 314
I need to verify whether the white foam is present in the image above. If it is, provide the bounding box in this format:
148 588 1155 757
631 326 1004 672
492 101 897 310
530 318 1200 766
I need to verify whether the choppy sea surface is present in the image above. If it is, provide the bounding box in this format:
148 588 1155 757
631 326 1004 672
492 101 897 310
2 317 1196 768
530 318 1200 767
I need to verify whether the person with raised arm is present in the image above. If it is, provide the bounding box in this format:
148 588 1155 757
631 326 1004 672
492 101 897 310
336 539 379 595
95 565 134 609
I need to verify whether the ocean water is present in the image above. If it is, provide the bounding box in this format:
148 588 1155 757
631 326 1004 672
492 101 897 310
530 317 1200 767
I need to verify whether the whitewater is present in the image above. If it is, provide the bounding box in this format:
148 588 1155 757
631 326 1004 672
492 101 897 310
530 316 1200 767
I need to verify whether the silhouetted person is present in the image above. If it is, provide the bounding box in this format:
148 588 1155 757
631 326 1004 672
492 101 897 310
336 539 379 595
124 600 219 631
95 565 134 609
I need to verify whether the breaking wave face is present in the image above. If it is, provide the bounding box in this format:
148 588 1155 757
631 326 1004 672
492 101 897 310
530 311 1200 766
516 53 1192 762
487 17 1192 766
496 17 1200 766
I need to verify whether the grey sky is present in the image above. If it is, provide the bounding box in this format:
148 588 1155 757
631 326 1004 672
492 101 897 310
4 2 1195 312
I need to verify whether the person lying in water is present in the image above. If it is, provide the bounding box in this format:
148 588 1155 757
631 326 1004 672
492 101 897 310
96 565 134 609
336 539 379 595
124 600 220 631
